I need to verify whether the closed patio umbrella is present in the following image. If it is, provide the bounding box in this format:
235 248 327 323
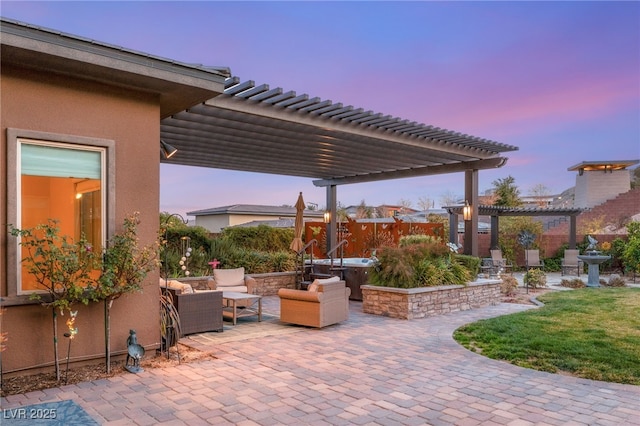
290 192 305 253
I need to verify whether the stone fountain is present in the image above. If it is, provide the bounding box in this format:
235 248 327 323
577 236 611 287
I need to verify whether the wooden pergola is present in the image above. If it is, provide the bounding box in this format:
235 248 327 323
445 205 586 252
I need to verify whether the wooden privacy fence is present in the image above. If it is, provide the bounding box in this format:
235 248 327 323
304 218 445 258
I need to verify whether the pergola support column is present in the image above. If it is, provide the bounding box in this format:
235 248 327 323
325 185 337 256
569 216 577 249
449 212 458 247
463 169 479 256
490 215 499 249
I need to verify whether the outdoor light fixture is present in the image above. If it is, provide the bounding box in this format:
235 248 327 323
160 140 178 159
324 211 331 223
463 201 472 221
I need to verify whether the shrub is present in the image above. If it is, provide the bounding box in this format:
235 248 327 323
454 254 481 278
608 237 628 272
369 243 471 288
399 234 441 247
523 268 547 289
266 251 297 272
560 278 585 288
161 218 299 275
500 275 519 296
542 256 561 272
222 225 295 252
207 237 242 269
622 221 640 275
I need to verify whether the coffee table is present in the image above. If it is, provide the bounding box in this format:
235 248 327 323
222 292 262 325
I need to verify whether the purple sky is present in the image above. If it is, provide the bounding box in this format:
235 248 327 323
3 1 639 217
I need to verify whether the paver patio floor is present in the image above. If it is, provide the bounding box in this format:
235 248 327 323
2 286 639 425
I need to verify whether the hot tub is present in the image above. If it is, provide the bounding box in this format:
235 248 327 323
310 258 375 301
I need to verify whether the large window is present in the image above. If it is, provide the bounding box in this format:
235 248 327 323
7 130 114 297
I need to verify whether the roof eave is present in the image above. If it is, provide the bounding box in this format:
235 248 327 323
1 17 229 117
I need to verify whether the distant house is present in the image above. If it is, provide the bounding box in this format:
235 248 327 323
568 160 639 209
187 204 324 233
343 204 419 219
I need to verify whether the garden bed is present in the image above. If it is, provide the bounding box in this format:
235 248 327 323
361 279 502 320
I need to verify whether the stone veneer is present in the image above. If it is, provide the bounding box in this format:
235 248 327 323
361 280 502 320
176 271 297 296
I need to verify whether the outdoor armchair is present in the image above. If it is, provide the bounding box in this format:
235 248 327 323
210 267 257 294
525 249 545 270
278 278 351 328
561 249 583 276
490 249 513 274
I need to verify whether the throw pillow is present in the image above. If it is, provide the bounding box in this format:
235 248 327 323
315 276 340 284
167 280 194 294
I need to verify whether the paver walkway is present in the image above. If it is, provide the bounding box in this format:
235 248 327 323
2 295 639 425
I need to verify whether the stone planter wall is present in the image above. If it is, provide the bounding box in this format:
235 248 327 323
177 271 297 296
361 280 502 320
248 272 297 296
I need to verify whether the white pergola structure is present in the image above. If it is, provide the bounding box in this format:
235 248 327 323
161 78 519 256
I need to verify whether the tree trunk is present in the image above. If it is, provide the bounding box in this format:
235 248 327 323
104 299 113 374
53 309 60 381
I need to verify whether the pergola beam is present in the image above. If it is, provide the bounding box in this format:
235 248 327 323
313 157 507 187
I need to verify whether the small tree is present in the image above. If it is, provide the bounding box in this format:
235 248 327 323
93 212 160 373
355 199 374 219
9 220 99 381
439 190 460 208
528 183 551 207
418 195 434 220
397 198 413 215
498 217 543 266
492 176 522 207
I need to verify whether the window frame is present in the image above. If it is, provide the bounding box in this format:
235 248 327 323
6 128 115 302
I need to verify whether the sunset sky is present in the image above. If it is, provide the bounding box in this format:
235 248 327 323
3 1 639 217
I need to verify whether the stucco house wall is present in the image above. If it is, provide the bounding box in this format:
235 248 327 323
0 64 162 375
0 18 226 375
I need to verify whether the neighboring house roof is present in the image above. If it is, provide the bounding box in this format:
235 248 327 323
228 219 297 228
0 17 229 117
568 160 639 172
187 204 324 218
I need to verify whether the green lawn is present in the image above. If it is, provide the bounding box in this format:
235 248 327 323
453 288 640 385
